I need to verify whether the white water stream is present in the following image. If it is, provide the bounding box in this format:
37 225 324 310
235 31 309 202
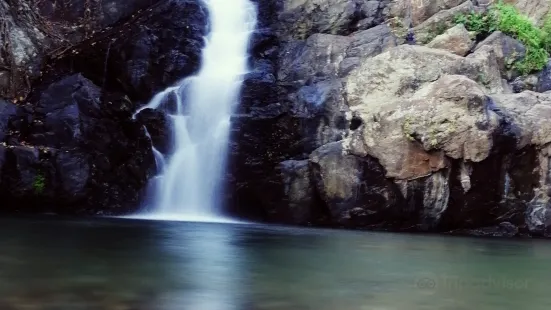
131 0 257 222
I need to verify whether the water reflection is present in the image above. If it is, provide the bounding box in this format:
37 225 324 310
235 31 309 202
0 218 550 309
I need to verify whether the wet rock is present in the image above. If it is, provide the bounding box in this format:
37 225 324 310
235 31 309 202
0 0 165 99
426 24 474 56
449 222 520 237
28 74 101 147
54 151 91 203
525 195 551 236
240 59 278 111
136 109 171 154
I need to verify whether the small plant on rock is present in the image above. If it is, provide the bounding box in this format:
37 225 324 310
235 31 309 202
455 2 551 74
454 11 497 36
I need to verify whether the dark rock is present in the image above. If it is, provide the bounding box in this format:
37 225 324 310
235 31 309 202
262 160 323 225
277 24 396 83
0 146 42 203
0 100 17 142
474 31 526 80
1 74 155 215
48 0 208 102
510 74 539 93
136 109 171 154
536 59 551 93
240 59 278 112
54 151 90 203
449 222 519 237
526 195 551 237
274 0 390 41
37 0 164 41
356 0 390 31
309 141 403 226
29 74 101 147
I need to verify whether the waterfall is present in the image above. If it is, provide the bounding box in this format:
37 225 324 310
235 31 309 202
131 0 257 222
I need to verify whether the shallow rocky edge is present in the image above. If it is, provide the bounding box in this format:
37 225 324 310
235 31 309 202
2 0 551 238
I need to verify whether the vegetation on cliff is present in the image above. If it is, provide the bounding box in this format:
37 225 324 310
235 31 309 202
455 2 551 74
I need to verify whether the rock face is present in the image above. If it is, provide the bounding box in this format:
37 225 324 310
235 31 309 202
2 0 551 238
0 0 165 99
0 0 207 215
228 0 551 238
0 74 155 214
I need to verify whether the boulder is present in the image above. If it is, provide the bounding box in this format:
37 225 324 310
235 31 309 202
135 109 171 154
490 91 551 148
1 74 155 214
0 100 17 142
525 195 551 236
389 0 467 26
426 24 474 56
278 34 353 83
346 75 498 179
356 0 391 31
536 60 551 93
345 45 502 108
278 24 397 83
267 160 320 224
412 0 475 44
309 141 403 226
510 74 539 92
473 31 527 79
275 0 390 40
48 0 208 102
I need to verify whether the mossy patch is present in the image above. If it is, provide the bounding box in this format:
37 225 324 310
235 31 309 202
33 172 45 194
402 114 457 149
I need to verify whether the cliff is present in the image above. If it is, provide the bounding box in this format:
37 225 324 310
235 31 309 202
2 0 551 238
230 0 551 238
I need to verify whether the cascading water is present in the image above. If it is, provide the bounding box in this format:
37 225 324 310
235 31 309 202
132 0 257 222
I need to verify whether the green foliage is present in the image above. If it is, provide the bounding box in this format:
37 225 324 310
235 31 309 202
454 2 551 74
454 11 497 35
33 173 45 194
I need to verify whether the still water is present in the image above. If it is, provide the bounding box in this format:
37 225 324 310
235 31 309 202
0 217 550 310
